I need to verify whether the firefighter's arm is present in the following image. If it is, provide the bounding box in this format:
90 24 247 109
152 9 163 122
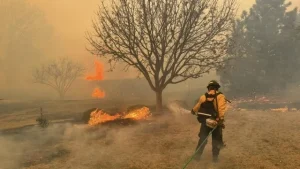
191 95 206 115
217 94 227 119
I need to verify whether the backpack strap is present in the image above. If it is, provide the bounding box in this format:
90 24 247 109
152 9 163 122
215 93 220 118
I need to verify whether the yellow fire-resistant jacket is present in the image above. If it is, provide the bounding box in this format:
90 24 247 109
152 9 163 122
192 91 227 119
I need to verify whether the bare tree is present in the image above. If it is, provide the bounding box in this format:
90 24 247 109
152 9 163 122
32 58 85 100
87 0 237 112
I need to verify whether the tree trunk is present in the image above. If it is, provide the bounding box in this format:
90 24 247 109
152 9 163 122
155 89 163 113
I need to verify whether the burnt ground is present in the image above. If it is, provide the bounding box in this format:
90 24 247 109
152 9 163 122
0 100 299 169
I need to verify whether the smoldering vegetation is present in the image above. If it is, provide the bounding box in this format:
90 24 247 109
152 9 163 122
0 111 181 169
0 124 73 169
1 0 300 168
0 102 299 169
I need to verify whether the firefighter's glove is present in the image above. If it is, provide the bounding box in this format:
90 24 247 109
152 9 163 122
217 118 224 125
191 109 196 115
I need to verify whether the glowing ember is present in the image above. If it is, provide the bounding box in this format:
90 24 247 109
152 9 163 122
92 87 105 99
123 107 151 120
271 106 288 112
228 95 290 111
256 96 270 102
88 109 121 126
88 107 151 126
86 60 104 81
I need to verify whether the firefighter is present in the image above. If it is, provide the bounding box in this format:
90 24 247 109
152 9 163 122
191 80 227 163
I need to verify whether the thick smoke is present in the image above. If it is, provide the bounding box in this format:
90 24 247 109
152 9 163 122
0 114 177 169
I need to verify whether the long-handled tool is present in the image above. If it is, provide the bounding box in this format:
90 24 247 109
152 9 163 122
197 112 212 117
181 126 217 169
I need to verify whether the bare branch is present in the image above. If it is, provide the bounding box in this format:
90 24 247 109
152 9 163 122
87 0 237 92
32 57 85 99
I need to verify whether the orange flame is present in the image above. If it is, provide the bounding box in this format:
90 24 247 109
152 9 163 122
92 87 105 99
88 109 121 126
123 107 151 120
86 60 104 81
86 60 106 99
88 107 151 126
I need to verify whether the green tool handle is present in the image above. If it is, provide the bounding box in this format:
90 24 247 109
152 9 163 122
182 126 217 169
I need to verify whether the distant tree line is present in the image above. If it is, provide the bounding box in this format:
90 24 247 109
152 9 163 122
218 0 300 97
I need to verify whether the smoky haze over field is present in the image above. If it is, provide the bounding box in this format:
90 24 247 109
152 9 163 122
0 0 300 101
0 104 299 169
0 1 300 169
0 122 143 169
0 122 148 169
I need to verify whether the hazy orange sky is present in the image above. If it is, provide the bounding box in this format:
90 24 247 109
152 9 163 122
28 0 300 80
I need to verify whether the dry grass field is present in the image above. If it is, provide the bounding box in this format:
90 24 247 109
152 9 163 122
0 99 299 169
